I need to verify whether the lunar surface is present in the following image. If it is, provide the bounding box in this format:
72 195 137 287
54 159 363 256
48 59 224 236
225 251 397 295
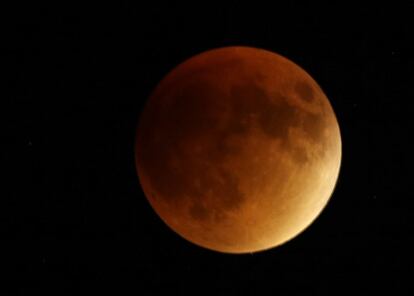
135 46 341 253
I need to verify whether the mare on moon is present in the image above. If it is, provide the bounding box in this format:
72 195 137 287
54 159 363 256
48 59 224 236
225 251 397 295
135 46 341 254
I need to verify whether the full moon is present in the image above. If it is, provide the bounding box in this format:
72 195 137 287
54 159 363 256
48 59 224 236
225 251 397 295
135 46 341 253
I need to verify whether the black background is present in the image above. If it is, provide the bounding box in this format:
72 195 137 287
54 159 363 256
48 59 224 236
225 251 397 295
3 2 413 294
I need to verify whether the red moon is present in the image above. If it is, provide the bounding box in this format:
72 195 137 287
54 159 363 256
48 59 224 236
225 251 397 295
135 46 341 253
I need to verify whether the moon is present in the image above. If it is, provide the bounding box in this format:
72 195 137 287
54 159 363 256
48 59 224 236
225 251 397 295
135 46 341 253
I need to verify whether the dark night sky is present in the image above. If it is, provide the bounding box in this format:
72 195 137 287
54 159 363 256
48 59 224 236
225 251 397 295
3 2 413 294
